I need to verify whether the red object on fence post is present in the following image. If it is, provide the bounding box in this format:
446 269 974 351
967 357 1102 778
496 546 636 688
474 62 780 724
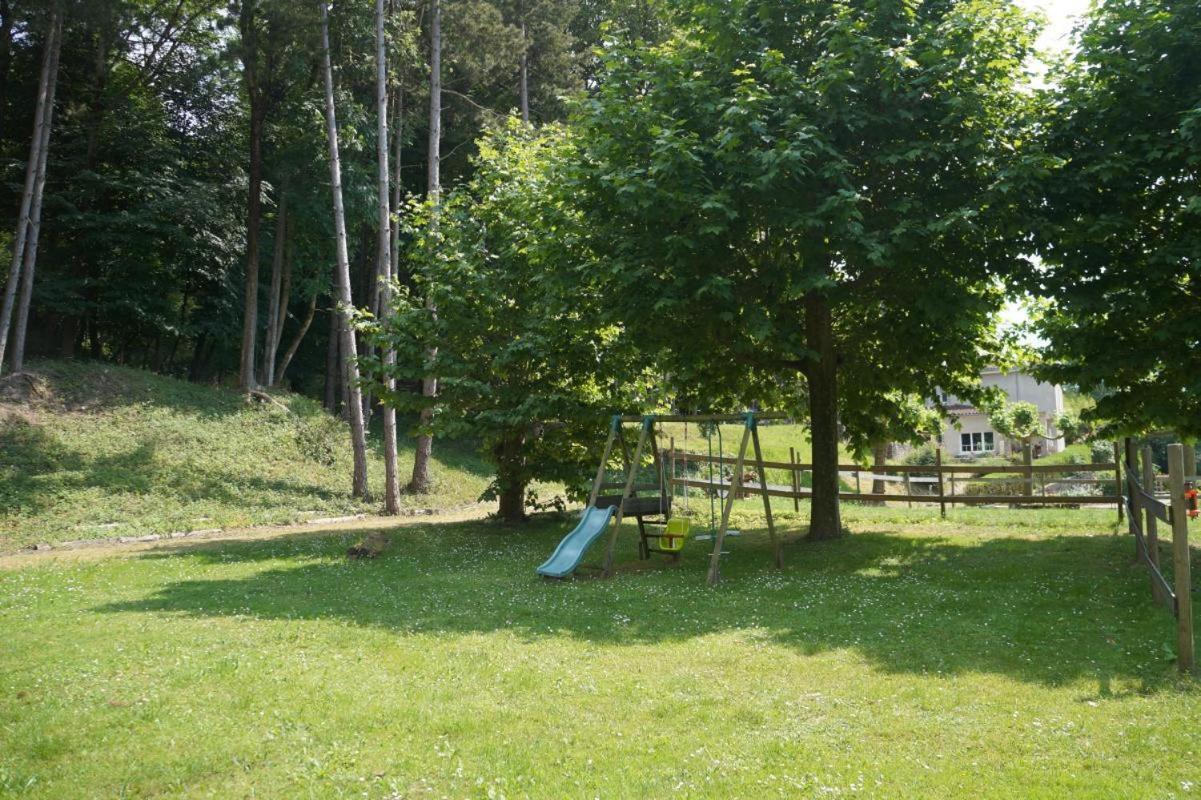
1167 443 1195 673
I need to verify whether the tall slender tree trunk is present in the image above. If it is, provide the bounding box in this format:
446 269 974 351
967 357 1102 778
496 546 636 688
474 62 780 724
238 0 264 390
375 0 401 513
261 190 287 386
805 290 842 539
274 293 316 387
409 0 441 494
390 82 403 281
324 305 339 412
321 0 369 499
0 8 59 372
189 330 209 382
273 217 292 367
6 7 61 374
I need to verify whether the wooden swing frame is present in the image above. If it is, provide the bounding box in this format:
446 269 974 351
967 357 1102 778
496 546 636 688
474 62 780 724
590 412 786 586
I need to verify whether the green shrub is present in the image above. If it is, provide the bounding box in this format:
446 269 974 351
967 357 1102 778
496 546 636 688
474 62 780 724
1090 440 1114 464
904 444 938 468
292 414 344 466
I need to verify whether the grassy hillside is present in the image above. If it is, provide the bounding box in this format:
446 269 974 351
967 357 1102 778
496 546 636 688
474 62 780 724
0 361 492 550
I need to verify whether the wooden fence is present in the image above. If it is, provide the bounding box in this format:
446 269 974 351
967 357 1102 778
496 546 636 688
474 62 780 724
667 445 1123 518
1121 439 1195 672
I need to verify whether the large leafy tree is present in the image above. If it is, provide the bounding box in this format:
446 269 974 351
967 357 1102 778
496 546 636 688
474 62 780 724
1028 0 1201 437
570 0 1039 538
365 120 648 521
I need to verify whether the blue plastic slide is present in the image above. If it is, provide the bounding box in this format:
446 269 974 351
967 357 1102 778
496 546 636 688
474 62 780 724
536 505 618 578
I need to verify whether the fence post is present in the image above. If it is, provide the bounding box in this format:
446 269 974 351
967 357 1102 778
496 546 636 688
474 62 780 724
1022 441 1033 498
904 472 912 508
1114 441 1124 523
1142 444 1164 605
789 447 799 512
1125 438 1141 559
1168 443 1194 673
936 447 946 518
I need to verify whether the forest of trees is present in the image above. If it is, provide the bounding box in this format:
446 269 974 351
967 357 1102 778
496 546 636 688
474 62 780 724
0 0 1197 525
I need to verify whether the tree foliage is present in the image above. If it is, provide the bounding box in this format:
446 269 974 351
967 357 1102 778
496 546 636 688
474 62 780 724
1027 0 1201 438
362 121 649 520
1 0 646 387
568 0 1040 535
988 400 1041 446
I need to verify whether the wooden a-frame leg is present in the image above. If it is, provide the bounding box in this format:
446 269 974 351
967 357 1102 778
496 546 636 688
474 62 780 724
603 418 650 577
707 424 751 586
587 419 619 509
751 423 781 569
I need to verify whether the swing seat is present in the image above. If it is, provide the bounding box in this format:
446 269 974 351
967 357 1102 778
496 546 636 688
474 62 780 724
658 517 691 553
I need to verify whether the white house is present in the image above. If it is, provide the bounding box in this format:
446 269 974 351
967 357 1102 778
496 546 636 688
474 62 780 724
932 368 1065 458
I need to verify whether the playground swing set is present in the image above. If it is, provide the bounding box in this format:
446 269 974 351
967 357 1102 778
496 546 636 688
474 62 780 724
536 411 786 586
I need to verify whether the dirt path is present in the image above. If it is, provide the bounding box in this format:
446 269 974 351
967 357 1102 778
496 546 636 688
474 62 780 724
0 504 494 569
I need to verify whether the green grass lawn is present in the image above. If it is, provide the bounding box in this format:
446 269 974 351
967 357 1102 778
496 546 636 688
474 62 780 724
0 361 493 550
2 503 1198 798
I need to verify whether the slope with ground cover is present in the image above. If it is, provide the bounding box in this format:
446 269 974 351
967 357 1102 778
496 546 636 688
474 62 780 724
0 504 1196 797
0 361 492 550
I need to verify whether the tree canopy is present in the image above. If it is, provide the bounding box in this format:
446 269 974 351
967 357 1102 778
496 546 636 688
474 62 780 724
567 0 1041 535
1027 0 1201 438
362 120 650 520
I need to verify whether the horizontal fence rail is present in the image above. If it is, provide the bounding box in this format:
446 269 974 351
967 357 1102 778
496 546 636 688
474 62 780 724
672 475 1120 506
669 448 1121 509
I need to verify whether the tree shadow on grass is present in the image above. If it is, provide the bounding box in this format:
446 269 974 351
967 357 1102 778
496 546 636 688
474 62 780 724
96 517 1194 692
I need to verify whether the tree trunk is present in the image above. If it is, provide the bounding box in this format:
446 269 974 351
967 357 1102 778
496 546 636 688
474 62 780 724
409 0 441 494
261 190 287 386
870 442 887 501
0 7 59 372
497 480 527 523
805 290 842 539
274 216 292 364
376 0 401 513
356 223 375 428
495 435 527 523
321 0 369 499
391 82 403 281
324 305 339 412
238 0 264 391
9 7 62 374
87 312 102 358
274 293 316 388
188 330 209 382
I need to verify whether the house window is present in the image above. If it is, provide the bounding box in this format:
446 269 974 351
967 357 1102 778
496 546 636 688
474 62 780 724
959 432 995 453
